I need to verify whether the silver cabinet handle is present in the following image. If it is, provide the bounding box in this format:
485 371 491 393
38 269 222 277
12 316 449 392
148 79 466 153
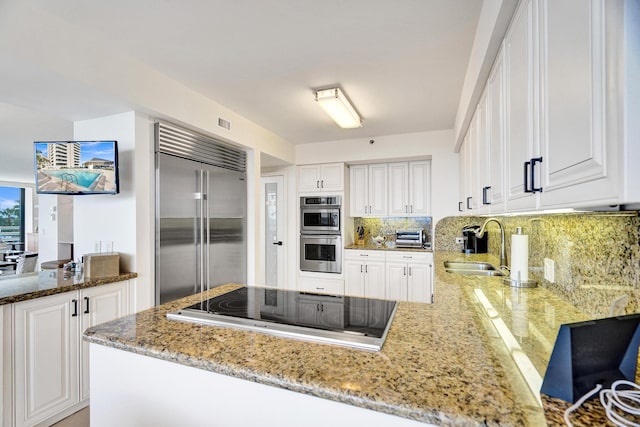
365 265 368 273
405 205 408 213
321 180 324 188
403 267 406 276
409 267 412 276
360 253 369 257
410 205 413 213
316 180 320 188
360 265 363 273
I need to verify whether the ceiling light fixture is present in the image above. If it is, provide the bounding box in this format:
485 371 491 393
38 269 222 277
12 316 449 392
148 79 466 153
314 87 362 129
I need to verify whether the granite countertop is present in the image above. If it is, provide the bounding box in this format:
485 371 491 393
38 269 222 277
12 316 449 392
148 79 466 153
0 269 138 305
83 251 607 426
344 243 432 252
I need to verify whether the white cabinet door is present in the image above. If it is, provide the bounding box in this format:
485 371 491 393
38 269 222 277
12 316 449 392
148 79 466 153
349 165 368 216
367 164 388 216
504 0 538 211
488 46 506 211
466 109 481 212
388 162 409 216
408 161 431 216
364 261 386 299
350 164 387 217
538 0 615 208
319 163 344 191
407 263 432 304
14 292 80 427
385 262 407 302
297 165 322 193
298 164 343 193
458 139 467 215
318 301 345 329
80 281 130 401
475 92 491 215
344 261 365 297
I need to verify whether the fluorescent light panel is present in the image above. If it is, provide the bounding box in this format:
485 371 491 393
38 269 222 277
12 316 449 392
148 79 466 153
315 88 362 129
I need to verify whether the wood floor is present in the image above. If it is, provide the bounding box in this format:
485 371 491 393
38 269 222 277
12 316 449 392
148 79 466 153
51 407 89 427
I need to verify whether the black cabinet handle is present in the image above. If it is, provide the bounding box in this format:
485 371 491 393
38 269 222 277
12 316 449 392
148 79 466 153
482 186 491 205
84 296 90 314
272 241 283 246
523 161 532 193
466 196 472 210
72 299 78 317
458 201 463 212
531 157 543 193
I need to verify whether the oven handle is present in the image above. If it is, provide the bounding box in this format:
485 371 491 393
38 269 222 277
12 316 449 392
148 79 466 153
301 235 342 242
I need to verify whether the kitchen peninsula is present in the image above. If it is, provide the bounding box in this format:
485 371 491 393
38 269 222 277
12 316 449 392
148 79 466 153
1 268 137 427
83 251 601 426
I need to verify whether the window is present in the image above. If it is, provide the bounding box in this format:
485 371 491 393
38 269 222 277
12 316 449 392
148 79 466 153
0 186 25 247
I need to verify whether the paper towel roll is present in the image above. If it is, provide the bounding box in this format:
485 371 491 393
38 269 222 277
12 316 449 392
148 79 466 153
510 228 529 281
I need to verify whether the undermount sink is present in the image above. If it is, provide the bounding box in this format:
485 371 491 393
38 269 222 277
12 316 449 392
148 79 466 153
444 261 505 276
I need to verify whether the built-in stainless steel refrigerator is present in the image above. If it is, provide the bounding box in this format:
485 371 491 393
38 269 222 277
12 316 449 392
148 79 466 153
155 122 247 305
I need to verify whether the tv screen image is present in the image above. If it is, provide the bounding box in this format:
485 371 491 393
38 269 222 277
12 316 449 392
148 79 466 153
34 141 119 195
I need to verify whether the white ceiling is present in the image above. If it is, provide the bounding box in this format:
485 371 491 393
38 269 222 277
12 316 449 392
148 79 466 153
0 0 483 145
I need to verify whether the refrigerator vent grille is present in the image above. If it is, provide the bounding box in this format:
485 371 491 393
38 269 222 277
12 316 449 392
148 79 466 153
155 122 246 172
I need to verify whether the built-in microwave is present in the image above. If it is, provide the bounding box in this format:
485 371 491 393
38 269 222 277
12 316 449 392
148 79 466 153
300 196 341 234
300 234 342 274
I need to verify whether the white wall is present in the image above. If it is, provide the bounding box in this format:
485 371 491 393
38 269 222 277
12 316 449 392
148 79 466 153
37 195 58 264
73 112 137 274
295 129 460 225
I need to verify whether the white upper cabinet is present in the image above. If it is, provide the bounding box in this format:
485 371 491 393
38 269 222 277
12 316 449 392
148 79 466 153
388 163 409 216
408 161 431 216
487 47 506 211
389 161 431 216
298 163 344 193
349 165 369 217
349 164 387 217
465 0 640 212
368 164 388 216
504 0 538 211
537 0 626 208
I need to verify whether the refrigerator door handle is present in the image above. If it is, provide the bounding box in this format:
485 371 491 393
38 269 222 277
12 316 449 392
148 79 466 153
205 169 211 294
199 168 205 296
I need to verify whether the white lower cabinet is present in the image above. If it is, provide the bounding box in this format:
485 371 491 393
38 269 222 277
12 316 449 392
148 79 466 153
10 281 130 427
345 250 433 303
344 250 386 299
13 292 80 427
80 281 130 401
297 293 344 330
297 276 344 295
385 252 433 304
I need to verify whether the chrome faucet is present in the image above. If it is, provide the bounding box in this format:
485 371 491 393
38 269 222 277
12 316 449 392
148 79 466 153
474 218 507 269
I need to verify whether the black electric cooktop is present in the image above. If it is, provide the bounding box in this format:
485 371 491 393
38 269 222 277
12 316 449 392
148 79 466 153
167 287 398 351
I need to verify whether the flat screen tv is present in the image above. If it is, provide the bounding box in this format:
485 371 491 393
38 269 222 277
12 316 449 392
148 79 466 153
34 141 119 195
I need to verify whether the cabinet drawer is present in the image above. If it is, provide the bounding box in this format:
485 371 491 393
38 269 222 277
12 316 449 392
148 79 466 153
344 250 386 262
386 251 432 263
297 276 344 295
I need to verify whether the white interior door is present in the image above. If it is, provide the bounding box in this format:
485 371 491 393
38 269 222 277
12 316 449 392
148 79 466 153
261 176 285 288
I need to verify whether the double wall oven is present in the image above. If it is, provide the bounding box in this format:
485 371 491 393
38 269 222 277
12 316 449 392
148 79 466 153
300 196 342 274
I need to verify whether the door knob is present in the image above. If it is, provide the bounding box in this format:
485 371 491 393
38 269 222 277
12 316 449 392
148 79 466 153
273 241 283 246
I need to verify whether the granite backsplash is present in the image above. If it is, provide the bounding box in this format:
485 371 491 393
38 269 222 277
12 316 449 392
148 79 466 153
435 212 640 318
353 217 432 246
